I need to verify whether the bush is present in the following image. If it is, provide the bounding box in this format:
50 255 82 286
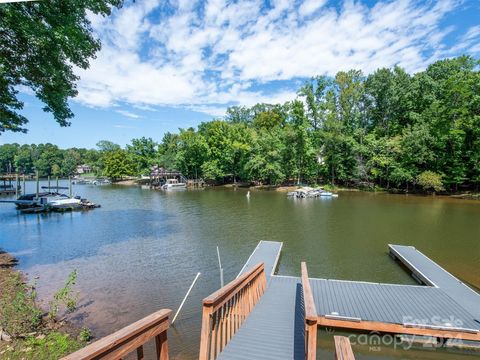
78 327 92 342
0 273 42 337
417 171 445 192
48 270 79 320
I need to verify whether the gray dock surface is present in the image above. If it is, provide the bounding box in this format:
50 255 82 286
311 279 480 331
237 240 282 277
221 241 302 360
218 242 480 359
218 276 304 360
389 244 480 322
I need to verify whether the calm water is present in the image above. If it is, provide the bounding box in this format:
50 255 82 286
1 182 479 359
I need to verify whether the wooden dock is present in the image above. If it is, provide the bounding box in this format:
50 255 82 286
214 241 480 359
63 241 479 360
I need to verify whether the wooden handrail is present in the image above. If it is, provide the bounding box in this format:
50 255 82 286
334 336 356 360
199 262 267 360
301 262 317 360
203 262 264 309
61 308 172 360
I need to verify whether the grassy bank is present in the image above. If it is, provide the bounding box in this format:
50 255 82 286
0 251 88 359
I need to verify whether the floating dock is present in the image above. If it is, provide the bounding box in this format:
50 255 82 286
237 240 283 277
389 244 480 321
217 241 480 360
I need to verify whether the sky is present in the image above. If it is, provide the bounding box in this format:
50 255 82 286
2 0 480 149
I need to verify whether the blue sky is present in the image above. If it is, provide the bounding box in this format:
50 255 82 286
2 0 480 149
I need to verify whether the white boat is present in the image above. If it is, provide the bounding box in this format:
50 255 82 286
48 196 82 208
287 187 338 198
162 179 187 190
319 191 333 197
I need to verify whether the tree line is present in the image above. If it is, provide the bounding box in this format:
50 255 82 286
1 56 479 192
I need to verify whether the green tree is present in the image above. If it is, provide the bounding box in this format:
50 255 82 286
0 143 19 172
33 143 62 176
198 120 252 182
0 0 122 134
225 106 253 124
157 132 179 170
14 145 33 174
126 137 158 176
96 140 121 153
417 171 444 193
245 128 285 185
298 76 329 131
285 100 317 184
61 149 81 176
102 149 134 181
175 129 208 179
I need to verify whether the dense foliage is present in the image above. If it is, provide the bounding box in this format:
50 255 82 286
0 143 100 177
1 56 479 192
0 0 122 133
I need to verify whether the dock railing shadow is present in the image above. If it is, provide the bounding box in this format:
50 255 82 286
199 262 267 360
61 308 172 360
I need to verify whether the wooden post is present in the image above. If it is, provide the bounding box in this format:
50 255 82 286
22 174 26 195
301 262 318 360
48 176 51 191
35 170 39 199
199 306 213 360
136 346 144 360
155 331 169 360
15 173 19 199
56 177 59 193
69 176 72 197
334 336 355 360
306 322 317 360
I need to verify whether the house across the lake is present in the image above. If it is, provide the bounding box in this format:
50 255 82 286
76 164 92 174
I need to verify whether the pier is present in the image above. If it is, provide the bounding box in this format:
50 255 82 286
205 241 480 359
0 175 19 196
64 241 480 360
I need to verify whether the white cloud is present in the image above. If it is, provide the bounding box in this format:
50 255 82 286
299 0 327 17
73 0 470 115
114 124 136 129
116 110 141 119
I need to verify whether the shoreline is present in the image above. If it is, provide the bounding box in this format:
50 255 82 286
0 250 87 359
123 178 480 199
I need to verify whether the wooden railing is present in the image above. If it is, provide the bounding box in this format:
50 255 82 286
199 262 267 360
301 262 317 360
334 336 356 359
61 309 172 360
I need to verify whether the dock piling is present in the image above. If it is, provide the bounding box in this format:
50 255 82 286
217 246 224 288
15 173 19 199
35 171 39 199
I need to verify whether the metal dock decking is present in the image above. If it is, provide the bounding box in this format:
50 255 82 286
218 276 304 360
237 240 283 277
218 241 303 360
389 244 480 321
311 279 480 332
210 242 480 360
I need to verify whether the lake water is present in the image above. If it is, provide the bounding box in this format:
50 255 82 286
1 182 479 359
